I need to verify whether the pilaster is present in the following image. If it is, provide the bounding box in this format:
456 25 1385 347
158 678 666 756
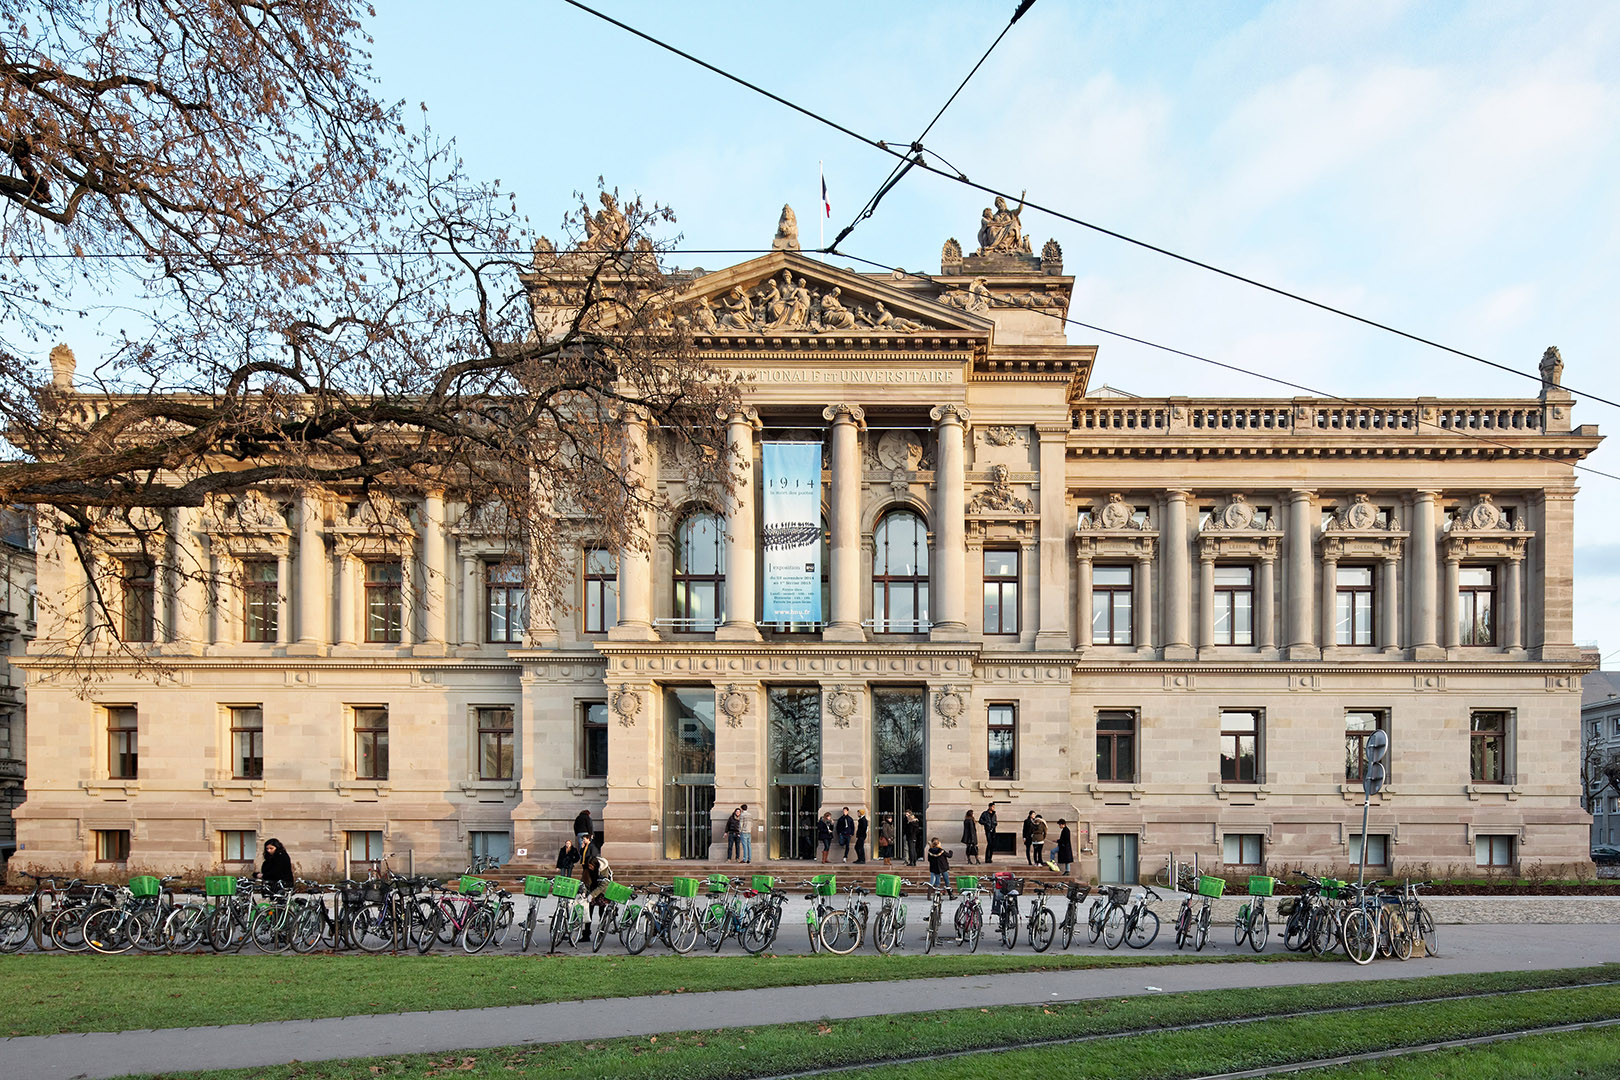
715 407 762 642
1284 489 1318 659
824 404 866 642
1034 424 1071 650
930 403 970 641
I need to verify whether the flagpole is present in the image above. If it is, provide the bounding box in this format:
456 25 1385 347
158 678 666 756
818 159 824 261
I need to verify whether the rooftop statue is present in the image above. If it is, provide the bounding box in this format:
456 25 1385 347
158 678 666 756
581 191 631 251
975 191 1027 255
771 204 801 251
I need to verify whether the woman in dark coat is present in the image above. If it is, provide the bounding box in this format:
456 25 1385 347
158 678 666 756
904 811 924 866
961 811 979 864
261 837 294 888
1054 819 1075 876
556 838 581 877
816 811 835 863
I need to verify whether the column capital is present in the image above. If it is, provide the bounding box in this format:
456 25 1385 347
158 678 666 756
822 403 866 425
1287 488 1315 503
1412 489 1440 501
1035 422 1070 438
1165 489 1192 502
929 403 971 426
717 405 762 429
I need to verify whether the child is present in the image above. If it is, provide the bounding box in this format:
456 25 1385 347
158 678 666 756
926 836 952 890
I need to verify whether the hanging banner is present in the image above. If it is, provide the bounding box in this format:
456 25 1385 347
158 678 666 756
761 442 823 623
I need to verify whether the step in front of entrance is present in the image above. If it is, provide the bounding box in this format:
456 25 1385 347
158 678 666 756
494 858 1079 892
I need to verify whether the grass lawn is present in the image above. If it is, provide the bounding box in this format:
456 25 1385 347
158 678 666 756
95 968 1620 1080
0 948 1310 1036
1292 1028 1620 1079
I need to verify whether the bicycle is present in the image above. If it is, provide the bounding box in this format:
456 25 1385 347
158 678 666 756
0 871 67 952
1175 872 1223 951
1338 881 1380 965
1023 881 1058 952
1376 883 1413 961
818 882 870 955
1401 880 1438 957
1088 885 1130 944
1055 880 1090 950
950 874 984 952
742 884 787 954
547 874 588 953
1307 876 1350 957
1280 873 1322 952
921 881 952 953
1232 875 1274 953
872 873 912 954
518 875 551 952
1105 885 1161 949
418 874 499 954
803 874 837 953
47 881 112 952
989 872 1021 949
703 876 755 952
83 885 146 954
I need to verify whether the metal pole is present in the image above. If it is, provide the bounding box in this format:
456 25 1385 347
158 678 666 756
1357 791 1371 892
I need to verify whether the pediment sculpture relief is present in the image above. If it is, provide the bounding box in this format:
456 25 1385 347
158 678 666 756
1322 494 1399 533
204 490 290 534
1451 493 1525 533
967 464 1033 515
1203 494 1276 533
684 269 942 335
1078 493 1151 532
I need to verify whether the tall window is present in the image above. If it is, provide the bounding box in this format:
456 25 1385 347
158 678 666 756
364 561 403 643
477 706 514 781
1092 566 1134 645
242 560 279 642
1220 709 1260 783
220 830 257 863
1471 709 1508 783
120 558 156 642
107 706 138 779
982 550 1019 635
583 548 618 633
1344 710 1387 783
1213 566 1254 645
673 511 724 630
1459 566 1496 645
873 510 929 633
1335 566 1375 646
582 702 608 778
1096 709 1137 782
230 706 264 780
96 829 131 862
987 704 1016 779
485 562 527 643
354 706 389 780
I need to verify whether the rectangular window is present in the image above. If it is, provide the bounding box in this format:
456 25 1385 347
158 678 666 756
982 550 1019 635
476 706 514 781
486 561 527 643
242 560 279 642
1335 566 1375 646
582 701 608 778
1344 710 1388 783
1350 833 1389 868
96 829 131 862
1474 834 1515 867
230 706 264 780
1091 565 1134 645
107 705 138 779
1223 833 1263 867
583 549 618 634
1459 566 1496 646
1213 566 1254 645
364 561 403 643
347 830 385 872
220 829 257 863
469 831 512 867
987 703 1017 780
1220 709 1260 783
120 558 156 642
1471 710 1508 783
354 706 389 780
1096 709 1137 782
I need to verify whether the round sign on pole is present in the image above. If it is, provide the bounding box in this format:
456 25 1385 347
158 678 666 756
1366 729 1389 766
1363 760 1387 796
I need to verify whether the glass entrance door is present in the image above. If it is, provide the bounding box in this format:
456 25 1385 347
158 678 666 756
768 687 822 861
664 688 716 860
873 687 927 864
874 783 925 863
770 784 819 860
667 781 716 860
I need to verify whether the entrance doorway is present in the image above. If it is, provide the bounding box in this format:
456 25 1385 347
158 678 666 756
1098 833 1139 884
872 686 927 864
770 785 819 860
666 782 715 860
664 688 716 860
874 784 925 863
768 686 822 862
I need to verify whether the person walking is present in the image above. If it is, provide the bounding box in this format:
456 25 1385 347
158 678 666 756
724 806 742 861
816 811 835 864
261 837 294 888
978 803 998 864
961 811 979 865
878 814 895 865
556 838 581 878
926 837 951 890
1022 810 1036 865
574 807 594 852
836 807 855 863
1054 819 1074 876
739 803 753 863
854 809 869 864
1031 814 1049 866
904 810 924 866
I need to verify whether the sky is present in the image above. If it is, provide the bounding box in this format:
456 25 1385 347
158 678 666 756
240 1 1620 651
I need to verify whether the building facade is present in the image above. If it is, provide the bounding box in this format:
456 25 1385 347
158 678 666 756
1583 670 1620 850
0 508 35 867
11 213 1602 881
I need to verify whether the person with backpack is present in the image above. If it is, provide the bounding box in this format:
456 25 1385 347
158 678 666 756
724 806 742 861
1031 814 1049 866
926 837 952 890
978 803 998 864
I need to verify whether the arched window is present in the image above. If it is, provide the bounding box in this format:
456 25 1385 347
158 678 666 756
674 510 725 630
873 509 929 633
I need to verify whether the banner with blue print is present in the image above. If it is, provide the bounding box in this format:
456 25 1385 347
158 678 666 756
761 442 823 623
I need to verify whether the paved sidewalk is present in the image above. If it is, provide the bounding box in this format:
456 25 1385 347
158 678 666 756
3 922 1617 1080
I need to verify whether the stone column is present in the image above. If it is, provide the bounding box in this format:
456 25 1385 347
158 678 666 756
716 407 761 642
1162 490 1193 659
603 681 662 860
1504 555 1524 651
930 404 970 641
1134 551 1154 654
1035 425 1071 650
1320 553 1339 651
417 490 447 653
1380 555 1400 653
334 547 356 647
1257 554 1277 652
1198 553 1215 652
275 552 291 646
169 506 205 647
1284 489 1318 659
609 409 658 641
293 493 327 653
1442 555 1461 650
1075 553 1093 649
1535 489 1581 660
1410 491 1442 659
823 404 866 642
460 554 481 647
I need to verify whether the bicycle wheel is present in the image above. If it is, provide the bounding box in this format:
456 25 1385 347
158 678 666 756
1030 907 1056 952
818 911 859 955
622 909 651 955
291 904 326 953
1417 907 1438 957
1059 910 1074 951
349 902 392 953
962 905 982 953
51 906 93 952
1389 911 1413 961
1247 910 1268 953
462 908 496 954
1233 904 1250 948
923 907 940 953
416 909 443 954
165 906 208 953
132 907 167 953
1175 903 1192 950
741 907 775 955
565 903 586 948
873 906 897 954
1103 906 1127 950
492 904 514 946
806 907 823 954
1342 909 1377 965
669 907 701 954
0 904 34 953
1088 902 1107 944
84 908 140 954
251 908 293 954
702 902 728 952
1195 905 1211 951
1000 900 1019 949
517 903 537 953
593 907 616 953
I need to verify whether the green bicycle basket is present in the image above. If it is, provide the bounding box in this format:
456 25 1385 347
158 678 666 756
751 874 775 893
128 875 162 898
603 881 634 905
551 876 583 899
524 876 552 898
671 876 699 899
705 874 731 894
1321 877 1348 899
875 873 902 898
811 873 836 897
204 876 238 897
1247 875 1277 897
1196 875 1227 898
459 875 489 895
954 875 979 891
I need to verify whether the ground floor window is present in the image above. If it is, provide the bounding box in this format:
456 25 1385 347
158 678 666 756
96 829 131 862
1223 833 1263 868
347 830 385 873
469 831 511 868
1475 834 1515 868
220 830 257 863
1349 833 1389 868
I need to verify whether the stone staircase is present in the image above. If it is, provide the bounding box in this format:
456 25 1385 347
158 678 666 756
493 857 1078 892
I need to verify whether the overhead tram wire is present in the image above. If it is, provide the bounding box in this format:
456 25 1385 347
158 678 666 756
827 0 1037 254
20 248 795 261
561 0 1620 414
833 248 1620 485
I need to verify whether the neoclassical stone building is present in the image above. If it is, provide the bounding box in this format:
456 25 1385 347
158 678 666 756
12 210 1602 881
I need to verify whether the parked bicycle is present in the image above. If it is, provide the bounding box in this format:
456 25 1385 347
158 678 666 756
1088 885 1130 944
1233 875 1274 953
989 871 1021 949
1402 879 1438 957
950 874 984 952
1104 885 1161 950
872 873 912 954
817 882 870 955
1022 880 1058 952
1055 880 1090 950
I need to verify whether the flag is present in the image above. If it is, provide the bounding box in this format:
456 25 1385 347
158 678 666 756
820 166 830 218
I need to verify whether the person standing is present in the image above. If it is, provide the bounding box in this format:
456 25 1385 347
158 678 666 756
836 807 855 862
817 810 835 863
555 838 580 878
926 837 951 889
878 814 895 865
1022 810 1036 865
978 803 998 864
854 809 869 864
961 811 979 865
724 807 742 861
574 807 594 853
1031 814 1048 866
578 851 611 945
904 810 924 866
739 803 753 863
1054 819 1074 876
261 837 294 888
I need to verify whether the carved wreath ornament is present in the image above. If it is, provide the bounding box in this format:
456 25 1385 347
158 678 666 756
719 685 751 728
934 687 965 728
611 685 642 727
827 689 859 728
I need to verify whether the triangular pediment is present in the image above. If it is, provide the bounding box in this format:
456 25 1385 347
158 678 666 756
671 252 995 341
